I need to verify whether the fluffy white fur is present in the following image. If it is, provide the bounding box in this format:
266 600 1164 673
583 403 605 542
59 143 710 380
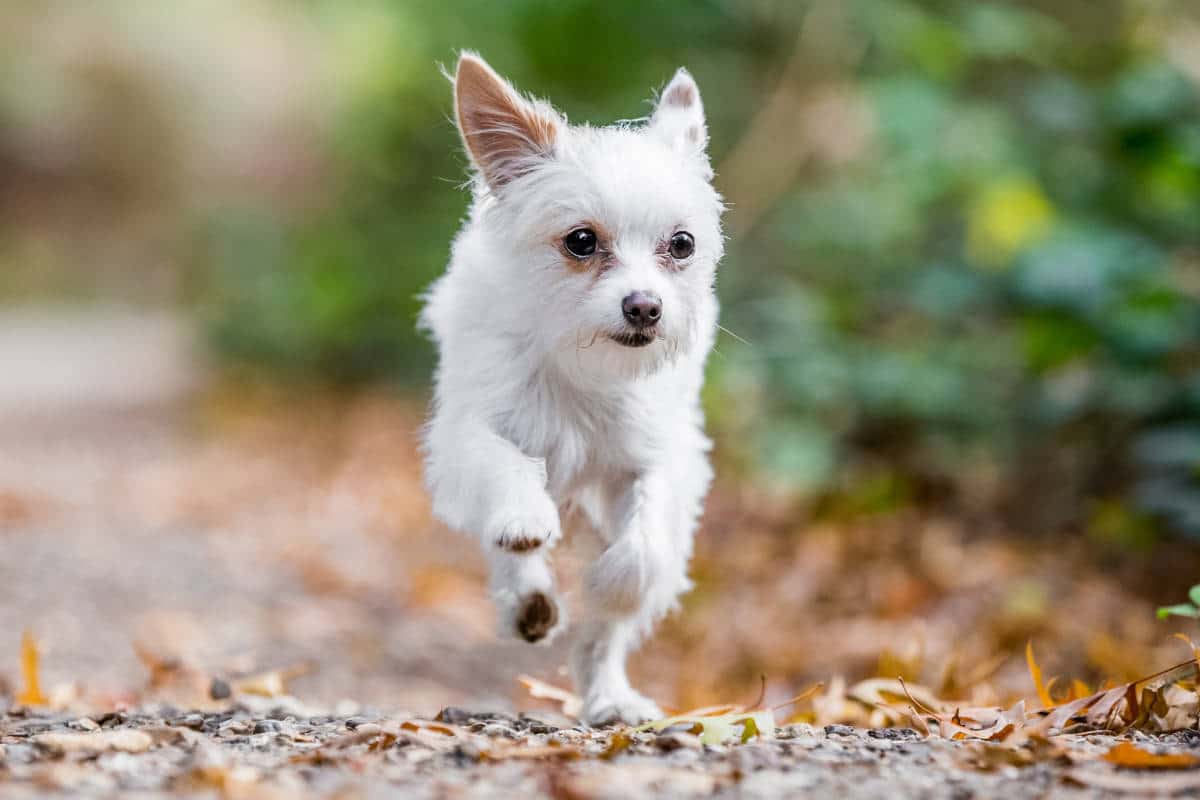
420 53 724 726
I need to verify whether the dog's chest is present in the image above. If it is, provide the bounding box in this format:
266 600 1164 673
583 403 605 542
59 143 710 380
500 380 664 496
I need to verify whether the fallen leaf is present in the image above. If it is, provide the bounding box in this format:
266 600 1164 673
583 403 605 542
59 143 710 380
640 709 776 745
518 674 582 719
1103 742 1200 770
1027 641 1054 710
848 678 946 715
400 720 457 737
599 730 635 760
16 630 47 707
481 740 582 761
233 663 312 698
668 704 739 717
1065 767 1200 794
775 682 824 721
32 730 154 754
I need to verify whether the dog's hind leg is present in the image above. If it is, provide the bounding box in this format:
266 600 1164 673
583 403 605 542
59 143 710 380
487 549 566 644
571 470 698 725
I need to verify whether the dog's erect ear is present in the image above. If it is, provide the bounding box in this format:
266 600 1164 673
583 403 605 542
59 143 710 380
649 68 710 177
454 53 561 191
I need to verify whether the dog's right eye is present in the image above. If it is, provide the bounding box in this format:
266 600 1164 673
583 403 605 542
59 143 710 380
563 228 598 258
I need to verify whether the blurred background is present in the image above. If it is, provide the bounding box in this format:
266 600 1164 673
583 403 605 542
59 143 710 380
2 0 1200 718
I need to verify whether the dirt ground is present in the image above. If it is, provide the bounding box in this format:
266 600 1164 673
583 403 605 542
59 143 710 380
5 310 1200 796
6 705 1200 799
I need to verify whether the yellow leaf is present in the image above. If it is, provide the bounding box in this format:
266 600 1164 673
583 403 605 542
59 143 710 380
967 175 1054 267
1026 641 1054 710
17 630 47 707
1103 741 1200 770
640 709 775 745
1172 632 1200 669
599 730 634 760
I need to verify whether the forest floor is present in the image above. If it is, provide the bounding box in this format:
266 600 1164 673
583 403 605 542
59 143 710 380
4 310 1200 796
7 705 1200 798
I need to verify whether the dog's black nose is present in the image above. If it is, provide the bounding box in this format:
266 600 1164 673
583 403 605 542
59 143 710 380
622 291 662 329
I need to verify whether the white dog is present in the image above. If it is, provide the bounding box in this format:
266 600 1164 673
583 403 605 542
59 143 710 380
420 53 724 726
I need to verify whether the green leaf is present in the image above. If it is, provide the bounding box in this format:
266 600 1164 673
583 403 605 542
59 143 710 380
1188 585 1200 608
740 715 760 743
1157 604 1200 620
639 710 776 745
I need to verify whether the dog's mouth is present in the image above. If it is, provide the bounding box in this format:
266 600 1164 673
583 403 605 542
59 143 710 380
609 330 656 348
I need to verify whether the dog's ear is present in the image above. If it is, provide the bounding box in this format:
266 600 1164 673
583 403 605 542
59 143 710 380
454 53 561 191
649 68 711 178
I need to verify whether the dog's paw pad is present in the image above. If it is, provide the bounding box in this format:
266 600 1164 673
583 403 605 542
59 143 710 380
515 591 559 643
497 532 550 553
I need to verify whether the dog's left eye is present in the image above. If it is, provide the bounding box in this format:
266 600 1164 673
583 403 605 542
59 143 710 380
563 228 598 258
669 231 695 260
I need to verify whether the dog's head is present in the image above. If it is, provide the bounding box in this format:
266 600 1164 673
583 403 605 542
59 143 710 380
453 53 723 380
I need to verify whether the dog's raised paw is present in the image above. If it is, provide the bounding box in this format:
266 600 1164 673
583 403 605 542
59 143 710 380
497 531 551 553
515 591 559 643
489 504 562 553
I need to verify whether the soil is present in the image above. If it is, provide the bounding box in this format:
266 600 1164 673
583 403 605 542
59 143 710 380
5 706 1200 798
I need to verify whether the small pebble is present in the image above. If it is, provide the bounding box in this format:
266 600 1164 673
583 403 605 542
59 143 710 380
219 719 253 735
254 720 283 734
657 732 702 751
824 724 858 737
437 707 473 725
479 722 517 738
867 728 919 741
170 713 206 731
209 678 232 700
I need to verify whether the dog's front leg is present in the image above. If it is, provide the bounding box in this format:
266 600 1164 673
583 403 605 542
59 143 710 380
572 472 690 725
425 414 564 642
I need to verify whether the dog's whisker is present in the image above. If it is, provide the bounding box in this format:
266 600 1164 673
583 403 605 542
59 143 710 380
716 324 751 346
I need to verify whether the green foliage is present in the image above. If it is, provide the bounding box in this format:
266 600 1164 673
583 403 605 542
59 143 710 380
1157 585 1200 620
201 0 1200 537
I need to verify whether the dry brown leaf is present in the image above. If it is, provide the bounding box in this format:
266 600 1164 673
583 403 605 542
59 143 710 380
847 678 946 715
1103 741 1200 770
233 663 312 698
518 674 582 719
17 630 47 707
1065 767 1200 795
1026 641 1054 710
33 730 154 754
0 490 43 527
481 740 582 761
960 733 1068 772
133 642 192 689
400 720 457 737
930 701 1027 741
599 730 635 760
669 704 740 717
1174 632 1200 672
777 686 825 714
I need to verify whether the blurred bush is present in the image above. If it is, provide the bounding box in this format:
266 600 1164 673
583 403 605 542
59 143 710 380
2 0 1199 538
714 0 1200 540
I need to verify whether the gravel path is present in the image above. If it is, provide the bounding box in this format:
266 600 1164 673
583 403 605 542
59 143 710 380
6 311 1200 797
5 705 1200 798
